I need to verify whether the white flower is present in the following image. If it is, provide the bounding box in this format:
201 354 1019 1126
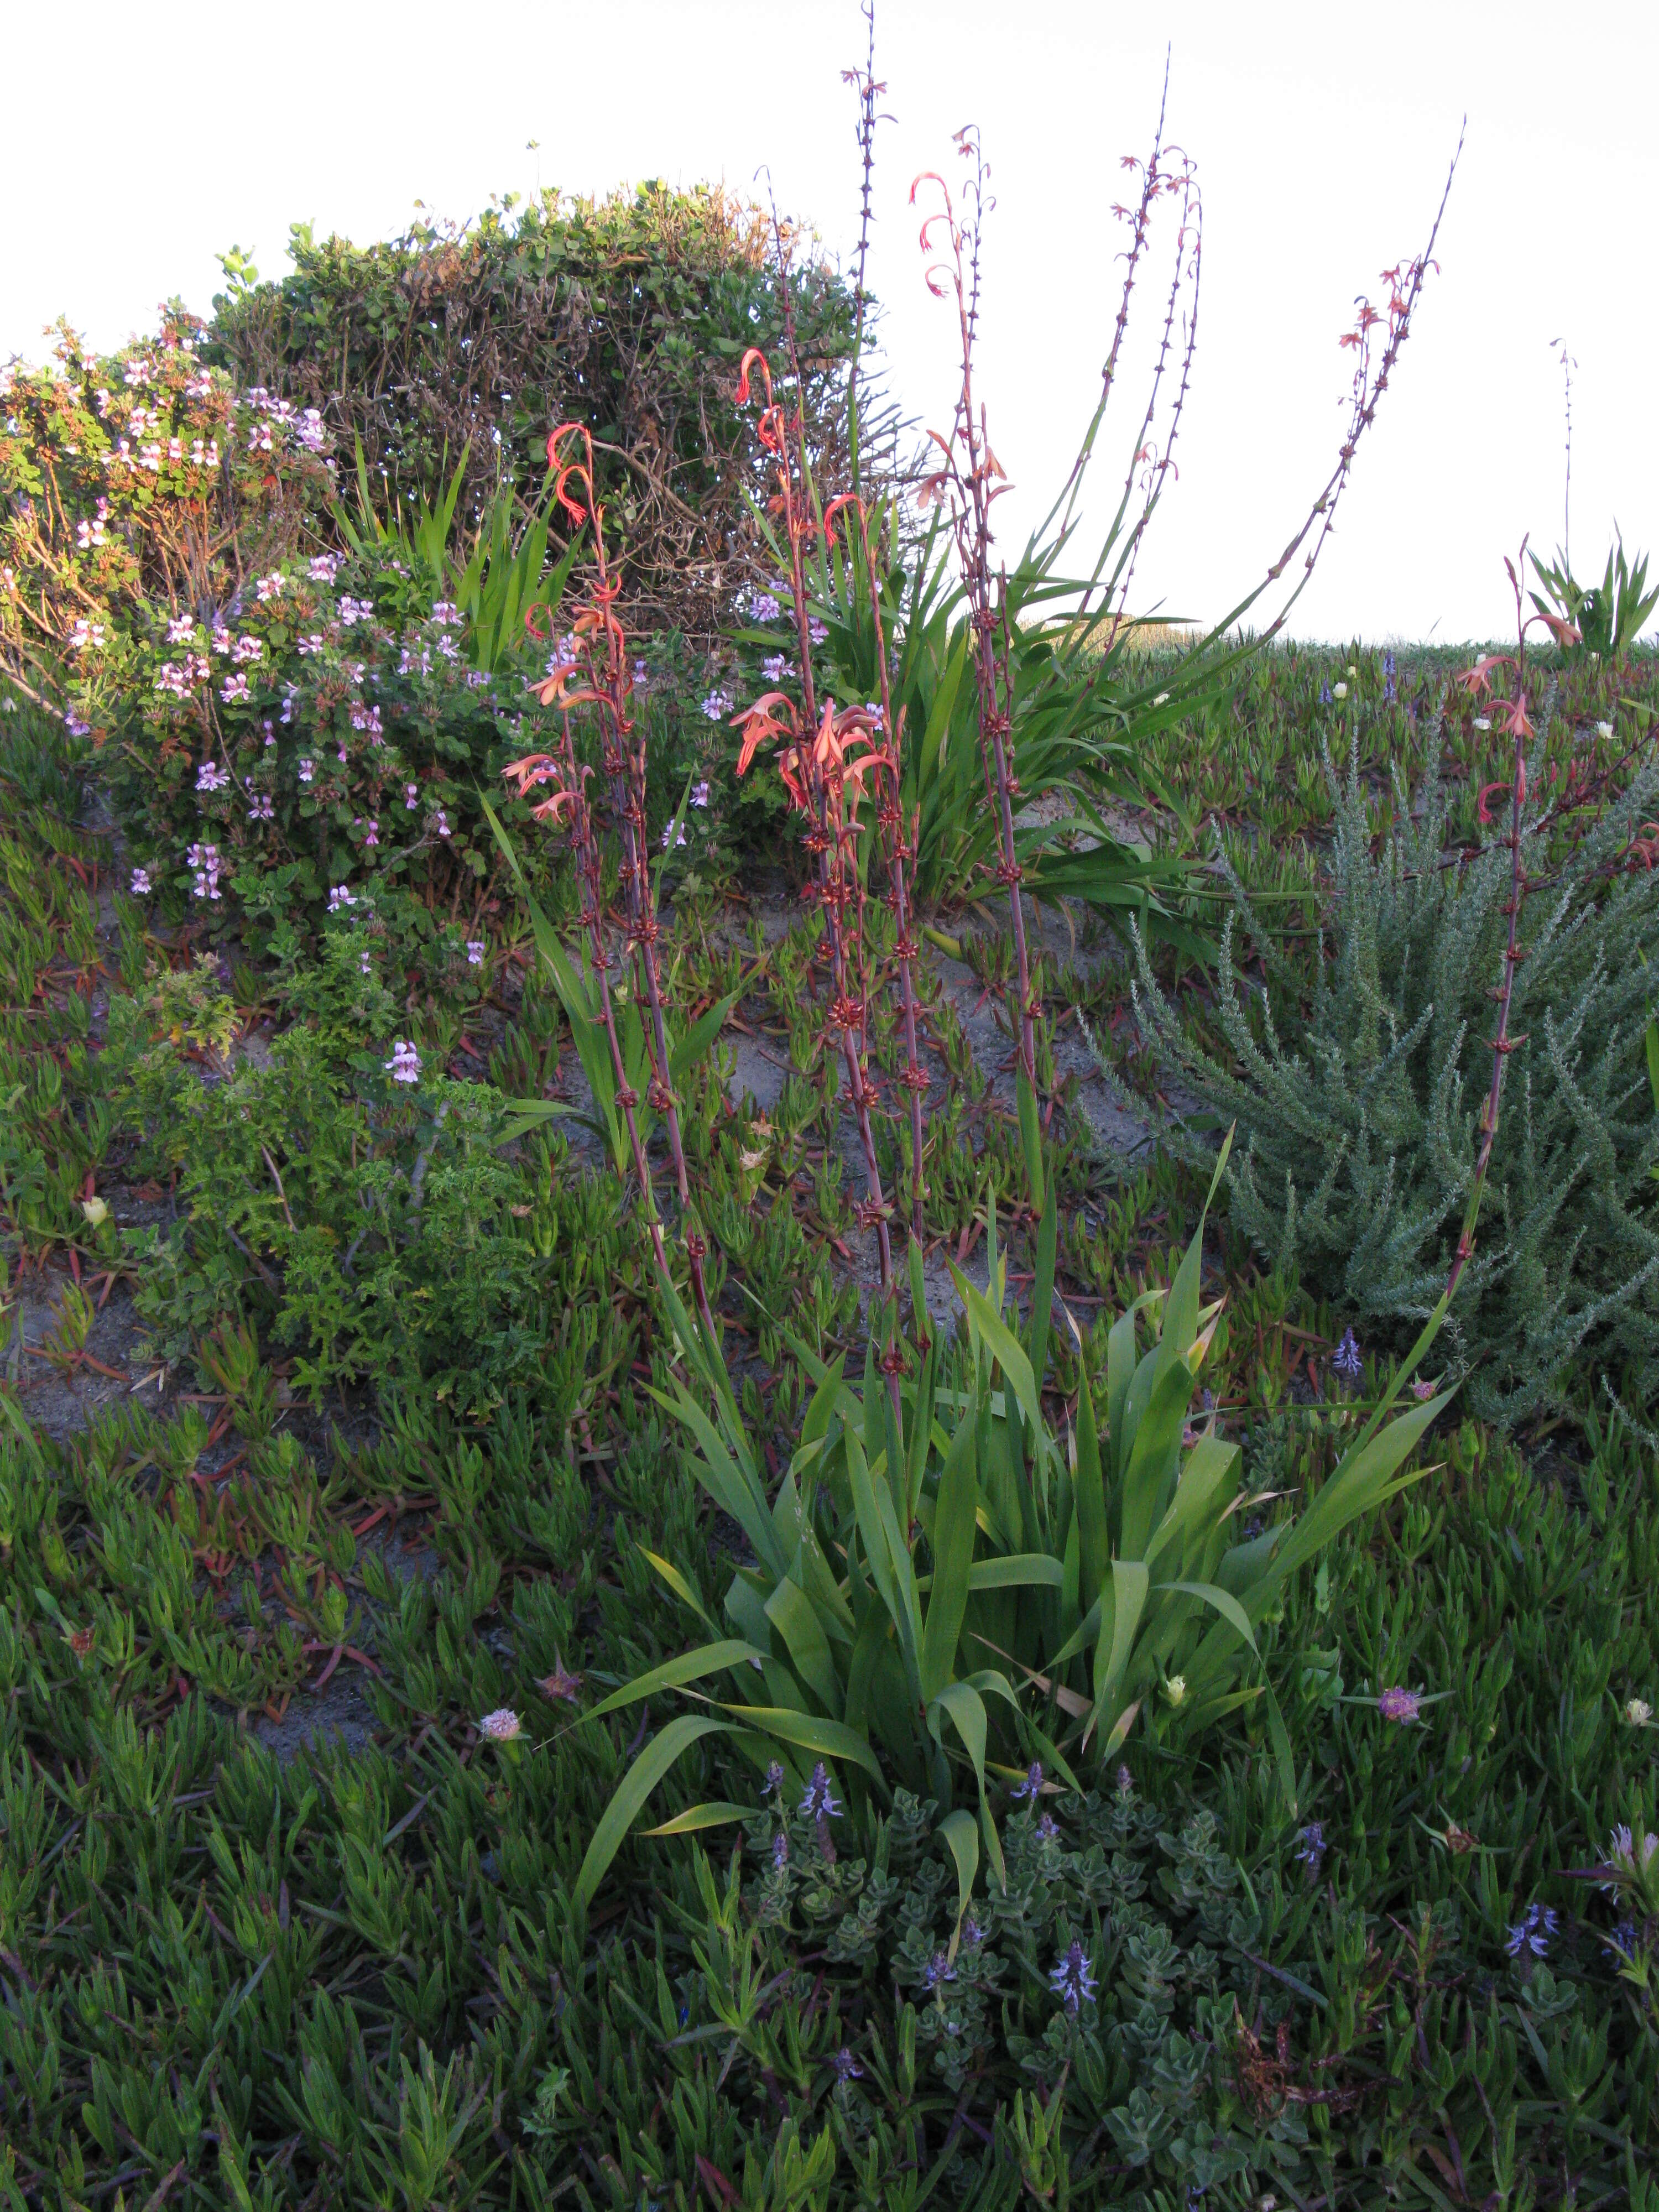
167 614 196 644
255 572 285 601
1472 716 1491 731
1346 664 1358 676
1164 1674 1187 1708
1152 691 1170 707
1624 1698 1653 1728
327 884 358 912
478 1707 521 1741
232 634 263 664
384 1039 420 1084
1332 681 1348 700
1596 720 1614 739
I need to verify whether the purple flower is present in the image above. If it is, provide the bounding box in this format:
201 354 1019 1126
662 821 687 851
690 780 710 809
405 782 419 810
326 884 358 914
700 688 734 722
763 1762 784 1799
466 940 485 967
298 758 315 784
186 841 222 901
248 794 275 822
1295 1823 1326 1873
771 1831 789 1871
1036 1813 1060 1842
1011 1761 1044 1801
478 1707 521 1742
961 1913 984 1948
1378 1687 1421 1724
129 868 151 897
1384 649 1397 704
434 808 451 838
800 1764 841 1821
384 1040 421 1085
1117 1765 1134 1797
307 554 341 584
1318 681 1333 706
1332 1329 1363 1383
922 1951 957 1991
830 2047 863 2084
1506 1902 1558 1959
761 653 794 684
1050 1940 1097 2014
807 617 828 645
166 614 196 644
195 760 229 793
1606 1921 1640 1961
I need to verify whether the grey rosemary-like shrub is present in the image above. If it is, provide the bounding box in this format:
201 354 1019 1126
1128 721 1659 1425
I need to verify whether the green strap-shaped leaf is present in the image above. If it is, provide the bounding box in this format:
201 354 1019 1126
765 1578 843 1718
575 1714 731 1911
936 1808 979 1936
1118 1358 1194 1561
640 1548 717 1635
639 1802 756 1839
1094 1558 1149 1716
966 1554 1065 1592
585 1640 764 1720
1155 1579 1258 1654
1073 1379 1108 1620
713 1704 888 1791
920 1413 978 1705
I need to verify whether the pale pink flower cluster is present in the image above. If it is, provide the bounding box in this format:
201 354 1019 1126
186 841 222 900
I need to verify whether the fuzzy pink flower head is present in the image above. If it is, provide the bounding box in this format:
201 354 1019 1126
478 1708 521 1743
1378 1687 1421 1724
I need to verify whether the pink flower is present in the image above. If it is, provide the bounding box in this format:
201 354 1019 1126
384 1040 420 1084
220 675 249 703
1377 1687 1421 1724
478 1707 521 1741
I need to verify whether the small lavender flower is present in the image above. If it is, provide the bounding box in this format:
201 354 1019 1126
434 808 451 837
961 1913 983 1948
1295 1822 1326 1874
465 940 485 967
830 2047 863 2084
763 1762 784 1799
248 794 275 822
1050 1940 1097 2015
1011 1761 1044 1801
1035 1813 1060 1842
298 758 315 784
1505 1902 1558 1959
690 780 710 808
800 1763 841 1821
760 653 794 684
326 884 357 913
129 868 151 896
699 688 733 722
405 782 419 809
1606 1920 1640 1961
1117 1765 1134 1797
661 821 687 850
807 617 828 645
771 1831 789 1872
384 1040 420 1085
922 1950 957 1991
1383 649 1397 703
1378 1687 1421 1724
1332 1328 1363 1383
195 759 229 793
1318 681 1333 705
478 1708 521 1742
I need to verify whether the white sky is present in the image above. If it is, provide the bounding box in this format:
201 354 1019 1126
6 0 1656 643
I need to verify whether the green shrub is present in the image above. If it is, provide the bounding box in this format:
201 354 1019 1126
112 948 649 1415
1130 726 1659 1423
204 183 861 640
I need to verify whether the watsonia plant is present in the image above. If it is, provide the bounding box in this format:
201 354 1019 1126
494 424 727 1333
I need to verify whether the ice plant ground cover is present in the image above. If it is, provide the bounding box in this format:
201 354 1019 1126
1 622 1656 2208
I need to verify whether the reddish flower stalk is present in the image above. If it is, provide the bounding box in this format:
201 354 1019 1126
503 421 716 1337
731 348 906 1383
1443 540 1567 1306
911 135 1040 1101
825 491 928 1248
